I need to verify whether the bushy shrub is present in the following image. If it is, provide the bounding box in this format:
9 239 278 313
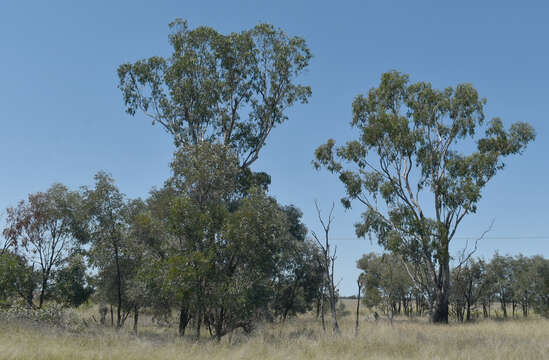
0 302 82 331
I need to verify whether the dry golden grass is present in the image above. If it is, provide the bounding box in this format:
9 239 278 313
1 312 549 360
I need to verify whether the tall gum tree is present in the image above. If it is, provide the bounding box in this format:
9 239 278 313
314 71 535 323
117 19 311 169
117 19 312 337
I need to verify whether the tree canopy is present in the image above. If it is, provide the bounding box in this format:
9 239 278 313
314 71 535 323
118 19 311 168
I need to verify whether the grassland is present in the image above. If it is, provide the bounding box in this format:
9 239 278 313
0 302 548 360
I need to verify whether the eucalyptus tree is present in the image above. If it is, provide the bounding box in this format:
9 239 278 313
3 183 81 308
510 255 536 317
118 19 311 169
450 259 489 321
164 142 246 338
0 251 37 307
268 205 324 322
460 259 490 321
531 255 549 317
52 253 93 307
488 253 514 318
357 252 413 318
207 188 292 339
314 71 535 323
80 172 135 329
164 142 305 340
270 237 324 322
136 185 189 334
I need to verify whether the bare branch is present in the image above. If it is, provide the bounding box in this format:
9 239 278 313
455 219 494 270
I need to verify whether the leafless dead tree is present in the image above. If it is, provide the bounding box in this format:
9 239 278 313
311 200 340 335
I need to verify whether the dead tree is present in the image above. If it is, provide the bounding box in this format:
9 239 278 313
312 200 340 335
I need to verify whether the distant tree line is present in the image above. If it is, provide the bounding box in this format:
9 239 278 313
357 252 549 320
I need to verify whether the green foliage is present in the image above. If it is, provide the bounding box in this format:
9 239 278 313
114 19 315 335
0 252 37 307
315 71 535 322
531 256 549 317
450 258 490 321
3 183 82 308
357 252 413 315
118 19 311 168
80 172 142 328
118 141 322 338
52 254 93 308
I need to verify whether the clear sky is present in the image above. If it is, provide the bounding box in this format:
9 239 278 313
1 0 547 295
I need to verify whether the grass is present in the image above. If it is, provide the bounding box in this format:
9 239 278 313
0 305 548 360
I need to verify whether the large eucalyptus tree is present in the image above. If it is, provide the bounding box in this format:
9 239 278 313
314 71 535 323
118 19 311 169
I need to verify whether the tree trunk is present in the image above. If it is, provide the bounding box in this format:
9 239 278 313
178 303 190 337
315 296 321 319
320 289 326 332
133 306 139 335
329 293 339 333
501 299 507 318
195 309 202 340
326 258 339 333
99 304 107 325
432 259 450 324
355 280 362 335
326 244 339 333
39 276 48 308
114 243 122 329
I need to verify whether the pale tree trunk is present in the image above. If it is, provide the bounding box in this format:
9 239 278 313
327 252 339 333
328 282 339 333
320 287 326 332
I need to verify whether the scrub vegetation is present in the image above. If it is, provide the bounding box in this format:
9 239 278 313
0 19 545 360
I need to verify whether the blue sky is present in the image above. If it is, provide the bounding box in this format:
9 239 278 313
1 0 547 295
